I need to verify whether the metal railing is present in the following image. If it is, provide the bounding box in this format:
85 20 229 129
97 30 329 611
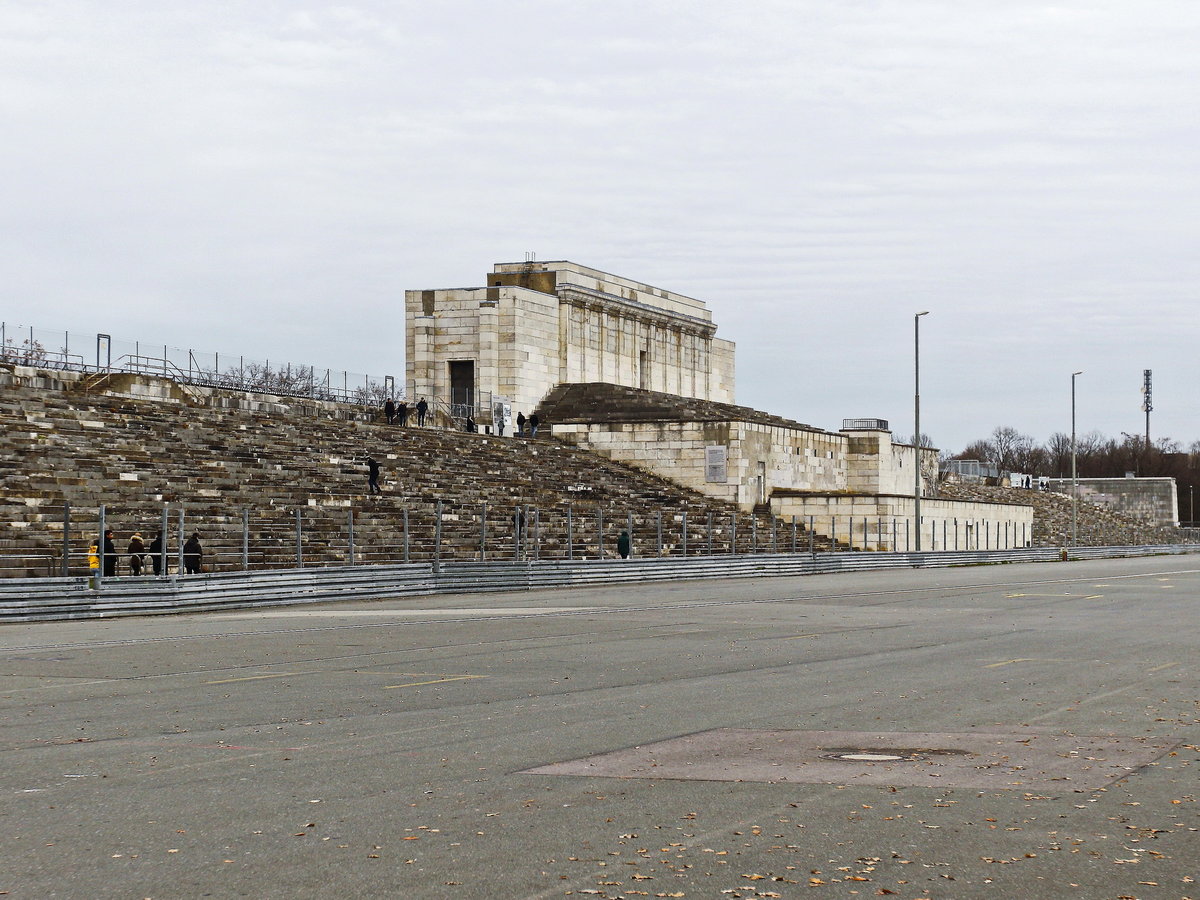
1 321 396 406
5 499 1199 581
3 543 1198 623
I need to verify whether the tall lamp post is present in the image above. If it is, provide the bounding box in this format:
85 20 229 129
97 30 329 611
1071 371 1083 547
914 311 930 551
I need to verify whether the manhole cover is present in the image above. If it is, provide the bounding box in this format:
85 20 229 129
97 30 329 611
524 728 1176 789
819 747 976 763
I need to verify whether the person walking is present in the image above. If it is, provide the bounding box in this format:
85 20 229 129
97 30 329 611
183 534 203 575
149 532 164 575
103 529 117 577
529 413 540 437
128 533 146 576
516 411 526 437
366 456 382 494
384 398 396 425
416 397 429 427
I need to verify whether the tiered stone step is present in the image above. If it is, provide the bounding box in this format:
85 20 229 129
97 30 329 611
1 366 821 576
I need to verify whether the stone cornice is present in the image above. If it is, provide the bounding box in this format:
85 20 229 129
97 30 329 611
557 284 717 338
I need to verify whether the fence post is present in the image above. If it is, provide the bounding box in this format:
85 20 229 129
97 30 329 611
707 511 713 556
730 515 737 555
347 509 355 565
62 502 71 577
433 501 442 576
534 507 540 560
161 506 169 576
480 502 487 561
809 515 815 557
656 511 663 556
752 516 757 553
177 507 186 574
514 507 522 560
567 505 573 560
682 510 688 556
294 509 302 567
772 516 778 553
242 509 249 570
597 509 604 559
792 515 797 554
627 511 634 559
97 504 106 587
403 508 410 563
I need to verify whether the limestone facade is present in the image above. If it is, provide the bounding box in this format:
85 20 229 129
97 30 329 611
770 493 1034 551
405 261 735 420
550 408 942 514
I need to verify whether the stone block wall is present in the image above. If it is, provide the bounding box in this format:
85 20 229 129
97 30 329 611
1046 477 1180 527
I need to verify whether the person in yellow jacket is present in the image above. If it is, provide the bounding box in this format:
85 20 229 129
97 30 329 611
88 540 100 572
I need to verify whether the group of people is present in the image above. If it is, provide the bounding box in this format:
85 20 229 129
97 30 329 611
383 397 429 427
515 412 540 437
496 410 541 437
89 529 204 576
382 397 544 439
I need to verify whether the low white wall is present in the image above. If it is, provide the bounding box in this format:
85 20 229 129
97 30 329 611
772 493 1035 551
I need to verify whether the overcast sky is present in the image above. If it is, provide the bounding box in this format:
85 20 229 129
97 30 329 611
4 1 1198 453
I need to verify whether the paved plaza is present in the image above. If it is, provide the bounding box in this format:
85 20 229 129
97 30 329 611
2 557 1198 899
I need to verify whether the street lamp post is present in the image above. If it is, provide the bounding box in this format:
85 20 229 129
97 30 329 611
914 311 930 551
1071 371 1083 547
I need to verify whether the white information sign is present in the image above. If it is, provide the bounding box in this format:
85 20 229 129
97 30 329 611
705 445 728 483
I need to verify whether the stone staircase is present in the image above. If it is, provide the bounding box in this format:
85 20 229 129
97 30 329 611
1 365 814 577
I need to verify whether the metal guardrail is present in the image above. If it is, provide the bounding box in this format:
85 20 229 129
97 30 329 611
2 544 1198 623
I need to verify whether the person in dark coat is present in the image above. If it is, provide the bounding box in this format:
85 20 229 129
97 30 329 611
183 534 203 575
103 529 118 577
529 413 540 437
128 533 146 576
416 397 428 427
384 398 396 425
398 401 409 426
149 532 164 576
366 456 382 494
617 530 631 559
516 411 526 436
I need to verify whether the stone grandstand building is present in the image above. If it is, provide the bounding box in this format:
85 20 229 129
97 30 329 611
406 259 735 423
407 260 1033 549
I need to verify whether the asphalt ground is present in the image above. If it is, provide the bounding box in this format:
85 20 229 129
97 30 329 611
1 556 1198 900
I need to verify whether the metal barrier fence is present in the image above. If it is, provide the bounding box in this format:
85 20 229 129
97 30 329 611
2 544 1198 623
0 321 396 406
6 501 1199 582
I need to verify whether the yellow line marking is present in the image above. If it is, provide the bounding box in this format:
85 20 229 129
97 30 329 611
983 658 1071 668
1148 662 1178 672
204 673 301 684
984 659 1037 668
1004 593 1068 598
784 633 821 640
383 675 485 690
1083 594 1104 600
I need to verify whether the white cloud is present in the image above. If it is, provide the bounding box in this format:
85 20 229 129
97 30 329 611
3 0 1199 449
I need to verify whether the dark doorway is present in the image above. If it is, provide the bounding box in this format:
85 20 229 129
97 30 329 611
449 360 475 409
